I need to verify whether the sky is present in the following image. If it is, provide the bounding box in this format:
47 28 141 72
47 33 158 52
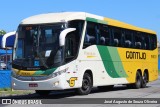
0 0 159 40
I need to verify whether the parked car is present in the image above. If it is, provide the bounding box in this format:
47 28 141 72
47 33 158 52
0 61 6 70
7 61 12 70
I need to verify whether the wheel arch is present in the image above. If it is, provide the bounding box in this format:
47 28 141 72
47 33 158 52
137 69 142 76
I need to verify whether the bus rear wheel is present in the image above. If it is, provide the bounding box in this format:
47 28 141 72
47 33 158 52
35 90 51 96
76 73 92 95
133 72 142 89
141 72 148 88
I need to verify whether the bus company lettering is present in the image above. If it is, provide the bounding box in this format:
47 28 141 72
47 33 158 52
126 51 146 59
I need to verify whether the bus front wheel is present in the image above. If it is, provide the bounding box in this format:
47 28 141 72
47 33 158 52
76 73 92 95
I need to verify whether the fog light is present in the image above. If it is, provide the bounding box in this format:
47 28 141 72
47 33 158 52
53 81 59 86
12 82 16 86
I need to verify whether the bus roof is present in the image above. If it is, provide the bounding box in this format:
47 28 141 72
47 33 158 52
21 12 156 34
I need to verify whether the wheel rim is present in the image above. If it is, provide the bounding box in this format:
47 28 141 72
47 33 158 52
143 73 147 85
82 78 90 91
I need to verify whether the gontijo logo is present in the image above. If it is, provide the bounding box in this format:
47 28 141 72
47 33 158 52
126 51 146 59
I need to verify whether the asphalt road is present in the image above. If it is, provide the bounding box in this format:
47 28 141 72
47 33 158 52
1 76 160 107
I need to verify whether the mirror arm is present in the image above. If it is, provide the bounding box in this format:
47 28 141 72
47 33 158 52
59 28 76 46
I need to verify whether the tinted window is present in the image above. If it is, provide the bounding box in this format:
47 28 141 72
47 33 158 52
150 34 157 50
134 32 143 49
65 20 84 62
99 24 110 46
83 22 97 48
143 34 150 50
124 30 133 48
82 22 157 51
16 39 23 58
112 27 122 47
65 33 75 62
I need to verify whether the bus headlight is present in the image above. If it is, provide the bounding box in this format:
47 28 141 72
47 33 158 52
51 68 68 78
11 71 18 78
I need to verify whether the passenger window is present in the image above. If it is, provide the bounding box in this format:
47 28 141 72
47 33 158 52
99 24 110 46
124 30 133 48
143 34 150 50
150 35 157 50
134 32 143 49
112 27 122 47
83 22 97 48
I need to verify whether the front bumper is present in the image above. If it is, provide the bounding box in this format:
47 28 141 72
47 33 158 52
12 74 68 90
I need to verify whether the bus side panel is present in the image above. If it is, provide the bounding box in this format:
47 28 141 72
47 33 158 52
78 45 129 87
117 48 158 83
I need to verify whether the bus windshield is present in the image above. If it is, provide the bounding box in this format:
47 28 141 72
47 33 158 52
14 23 66 69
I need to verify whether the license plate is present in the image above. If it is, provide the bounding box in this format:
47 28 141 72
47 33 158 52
29 83 38 87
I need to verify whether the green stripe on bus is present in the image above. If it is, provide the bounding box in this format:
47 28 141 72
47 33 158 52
33 67 57 76
97 46 128 78
97 45 119 78
107 47 128 77
33 70 45 76
86 17 108 25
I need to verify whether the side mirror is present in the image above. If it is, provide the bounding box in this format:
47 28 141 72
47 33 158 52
59 28 76 46
2 31 16 48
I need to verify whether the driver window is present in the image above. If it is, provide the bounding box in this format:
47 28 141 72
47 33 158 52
65 33 76 62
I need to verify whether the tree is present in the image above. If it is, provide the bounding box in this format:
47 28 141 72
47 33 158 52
0 30 6 35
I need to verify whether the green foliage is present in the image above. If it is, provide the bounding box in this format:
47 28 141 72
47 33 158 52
0 88 11 91
0 30 6 35
0 88 34 96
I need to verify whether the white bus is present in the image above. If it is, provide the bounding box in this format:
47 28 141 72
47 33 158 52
12 12 158 95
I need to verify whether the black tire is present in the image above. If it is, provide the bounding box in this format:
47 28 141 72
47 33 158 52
35 90 50 96
76 73 92 95
141 72 148 88
98 85 114 91
133 72 142 89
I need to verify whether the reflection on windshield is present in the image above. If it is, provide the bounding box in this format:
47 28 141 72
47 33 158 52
14 24 65 68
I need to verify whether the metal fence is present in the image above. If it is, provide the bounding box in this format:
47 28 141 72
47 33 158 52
159 57 160 70
0 70 11 88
